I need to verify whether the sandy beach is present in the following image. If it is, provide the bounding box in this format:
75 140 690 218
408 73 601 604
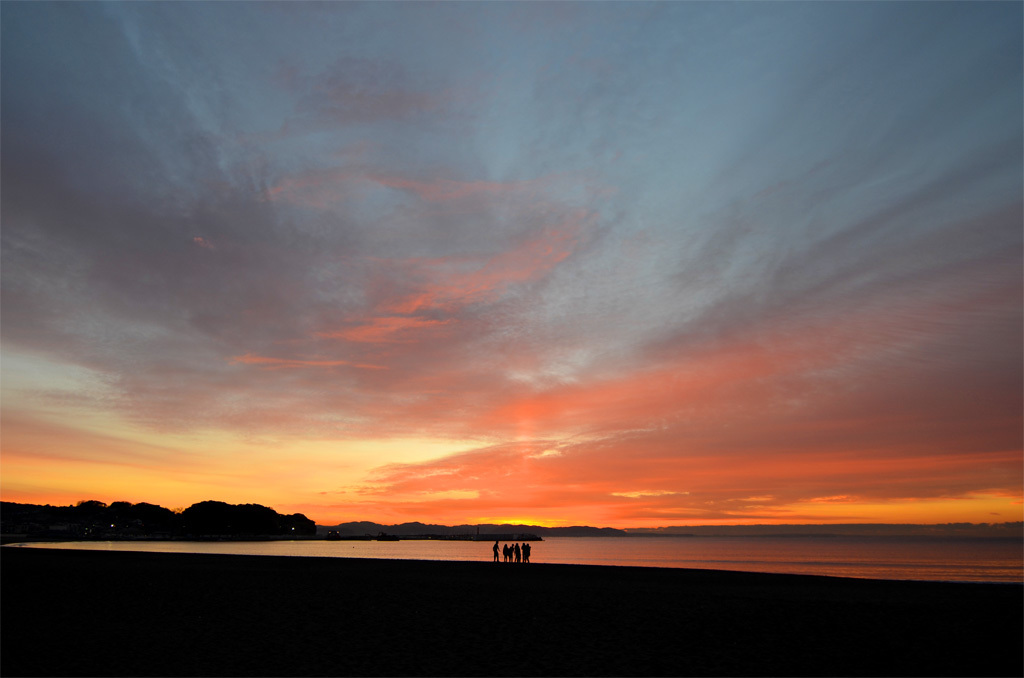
2 547 1020 677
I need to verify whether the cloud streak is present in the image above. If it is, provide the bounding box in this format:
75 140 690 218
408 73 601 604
1 1 1020 526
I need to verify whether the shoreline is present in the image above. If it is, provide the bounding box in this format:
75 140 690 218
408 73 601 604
3 547 1022 676
5 538 1020 585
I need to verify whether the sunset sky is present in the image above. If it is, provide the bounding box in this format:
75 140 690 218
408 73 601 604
2 2 1021 528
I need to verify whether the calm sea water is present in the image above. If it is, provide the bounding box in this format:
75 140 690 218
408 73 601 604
11 536 1022 583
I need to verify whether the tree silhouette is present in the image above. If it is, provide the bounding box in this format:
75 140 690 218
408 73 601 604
2 499 315 538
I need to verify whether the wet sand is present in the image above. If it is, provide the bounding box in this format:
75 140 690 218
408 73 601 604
2 547 1021 677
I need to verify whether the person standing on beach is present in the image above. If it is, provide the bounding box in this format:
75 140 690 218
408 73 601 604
514 542 521 563
523 542 531 563
503 543 510 562
492 540 499 562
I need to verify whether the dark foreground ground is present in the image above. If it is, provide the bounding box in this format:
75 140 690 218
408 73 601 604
2 548 1021 677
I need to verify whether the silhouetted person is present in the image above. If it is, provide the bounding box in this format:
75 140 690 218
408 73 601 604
523 541 531 563
514 542 521 563
492 540 499 562
503 543 510 562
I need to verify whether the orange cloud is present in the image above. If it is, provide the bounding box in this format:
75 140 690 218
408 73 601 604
332 433 1022 527
309 271 1021 526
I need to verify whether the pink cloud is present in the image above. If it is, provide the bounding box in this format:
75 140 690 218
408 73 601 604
230 353 385 370
306 213 588 353
381 211 588 314
317 316 454 343
263 168 364 210
367 174 541 203
264 167 550 211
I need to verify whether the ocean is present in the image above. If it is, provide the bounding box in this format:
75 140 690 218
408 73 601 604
10 535 1022 583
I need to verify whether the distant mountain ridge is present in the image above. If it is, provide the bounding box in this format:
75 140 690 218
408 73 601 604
317 521 627 538
315 520 1022 538
623 522 1023 538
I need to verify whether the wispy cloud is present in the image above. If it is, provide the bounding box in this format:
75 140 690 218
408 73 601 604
316 316 454 344
612 490 688 499
368 174 542 203
265 167 555 212
229 354 386 370
2 1 1020 526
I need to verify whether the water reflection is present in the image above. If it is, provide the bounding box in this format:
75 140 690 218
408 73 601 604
11 536 1022 583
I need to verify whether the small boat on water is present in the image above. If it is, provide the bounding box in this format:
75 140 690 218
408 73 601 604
325 530 341 541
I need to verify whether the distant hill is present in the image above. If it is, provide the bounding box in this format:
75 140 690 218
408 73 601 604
1 500 315 539
317 521 627 538
317 521 1023 539
622 522 1024 538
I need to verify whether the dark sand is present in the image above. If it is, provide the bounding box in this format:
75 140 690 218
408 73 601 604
2 548 1020 677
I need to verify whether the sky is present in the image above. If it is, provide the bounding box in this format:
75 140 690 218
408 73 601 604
1 1 1021 528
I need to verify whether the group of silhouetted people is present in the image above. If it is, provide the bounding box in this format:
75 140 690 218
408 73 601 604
493 540 530 563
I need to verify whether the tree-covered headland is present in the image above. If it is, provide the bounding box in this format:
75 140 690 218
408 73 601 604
1 500 316 539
